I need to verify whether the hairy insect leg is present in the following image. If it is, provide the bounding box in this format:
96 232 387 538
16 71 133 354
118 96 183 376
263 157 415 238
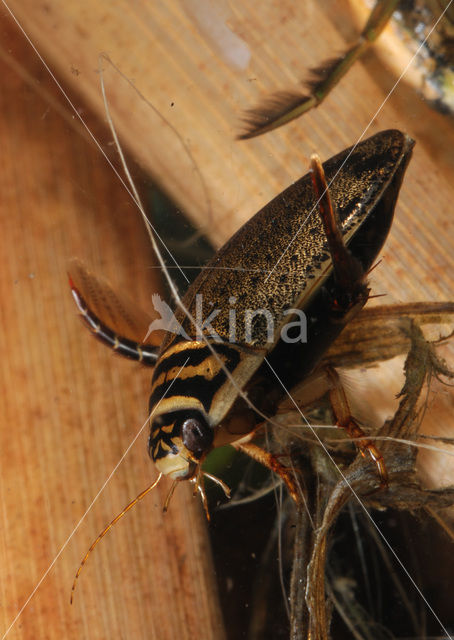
69 270 158 365
233 440 301 502
276 364 387 486
302 0 399 112
325 365 388 487
239 0 398 138
323 301 454 369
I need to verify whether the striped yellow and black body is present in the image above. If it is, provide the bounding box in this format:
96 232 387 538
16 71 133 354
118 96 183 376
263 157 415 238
146 130 414 480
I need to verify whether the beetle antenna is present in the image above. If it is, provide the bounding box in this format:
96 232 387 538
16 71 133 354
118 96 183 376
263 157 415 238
70 473 162 604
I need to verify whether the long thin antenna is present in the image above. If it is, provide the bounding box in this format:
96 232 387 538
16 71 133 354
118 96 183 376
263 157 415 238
70 474 163 603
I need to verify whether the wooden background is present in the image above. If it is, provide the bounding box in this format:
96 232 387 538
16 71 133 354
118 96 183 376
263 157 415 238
0 1 453 638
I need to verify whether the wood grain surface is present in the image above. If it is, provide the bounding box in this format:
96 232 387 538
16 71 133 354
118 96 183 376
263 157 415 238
0 9 226 640
0 1 453 639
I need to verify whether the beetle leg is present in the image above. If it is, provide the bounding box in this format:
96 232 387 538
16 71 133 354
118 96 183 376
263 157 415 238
310 154 370 320
325 365 388 488
69 276 158 365
323 302 454 369
239 0 398 138
233 441 301 502
277 366 387 487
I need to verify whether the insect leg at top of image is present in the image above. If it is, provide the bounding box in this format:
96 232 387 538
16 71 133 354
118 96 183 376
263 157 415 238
239 0 454 138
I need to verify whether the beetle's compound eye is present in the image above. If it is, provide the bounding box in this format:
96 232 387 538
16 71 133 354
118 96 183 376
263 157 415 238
148 409 213 479
181 415 213 457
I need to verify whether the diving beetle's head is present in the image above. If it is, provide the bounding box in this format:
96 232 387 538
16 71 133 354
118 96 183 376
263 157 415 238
148 409 214 480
